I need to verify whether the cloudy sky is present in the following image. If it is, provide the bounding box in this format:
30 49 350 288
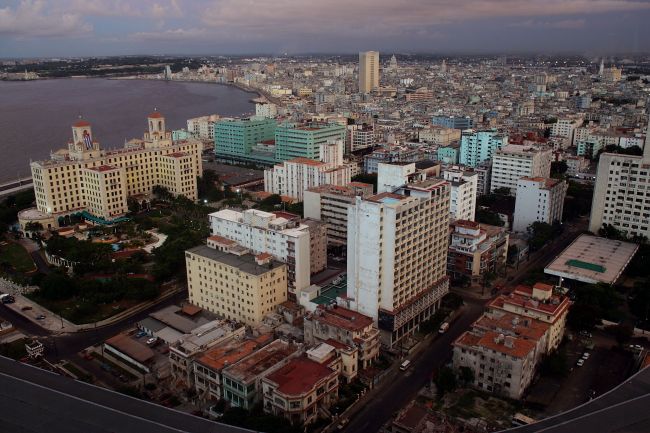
1 0 649 57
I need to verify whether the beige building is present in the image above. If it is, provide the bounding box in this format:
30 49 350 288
262 356 338 426
359 51 379 94
303 182 374 246
29 113 202 224
304 304 380 370
301 218 328 274
490 145 552 195
419 126 461 145
186 239 288 327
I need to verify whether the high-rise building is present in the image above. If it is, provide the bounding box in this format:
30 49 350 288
346 179 450 347
303 182 374 246
274 122 346 162
187 114 220 141
264 140 351 201
28 113 202 225
589 135 650 239
459 129 509 168
431 115 473 130
186 241 287 327
359 51 379 94
490 145 552 195
513 177 568 232
442 168 478 221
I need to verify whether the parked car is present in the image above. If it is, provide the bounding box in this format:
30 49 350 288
135 331 146 338
582 352 590 360
21 306 33 311
36 314 46 320
576 359 585 367
146 337 158 346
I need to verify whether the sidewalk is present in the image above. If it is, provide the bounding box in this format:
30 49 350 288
5 285 184 335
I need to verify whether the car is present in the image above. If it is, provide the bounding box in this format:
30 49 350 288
336 418 349 430
146 337 158 346
35 314 46 320
82 352 94 361
630 344 644 352
135 331 146 338
21 306 33 311
100 363 112 372
579 330 592 338
582 352 590 360
576 359 585 367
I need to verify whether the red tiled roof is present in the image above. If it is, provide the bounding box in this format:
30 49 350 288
312 305 373 332
287 157 325 166
73 120 91 127
148 111 164 118
265 357 335 396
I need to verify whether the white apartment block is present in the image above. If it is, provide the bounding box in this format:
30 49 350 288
551 118 583 144
442 168 478 221
208 209 311 297
491 145 552 195
513 177 568 233
264 140 351 201
187 114 220 140
565 156 589 176
589 142 650 239
346 179 450 347
29 113 202 224
303 182 374 246
255 102 278 118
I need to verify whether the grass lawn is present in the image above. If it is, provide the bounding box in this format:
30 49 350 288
0 338 28 360
0 242 36 273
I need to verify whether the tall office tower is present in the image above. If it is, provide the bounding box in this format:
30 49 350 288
346 178 450 347
588 130 650 240
459 129 509 168
359 51 379 94
441 59 447 74
599 58 604 76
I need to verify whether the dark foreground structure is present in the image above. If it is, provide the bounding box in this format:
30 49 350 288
504 366 650 433
0 355 256 433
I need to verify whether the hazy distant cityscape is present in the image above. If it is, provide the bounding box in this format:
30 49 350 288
1 1 650 433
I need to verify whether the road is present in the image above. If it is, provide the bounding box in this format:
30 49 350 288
0 289 189 360
341 298 485 433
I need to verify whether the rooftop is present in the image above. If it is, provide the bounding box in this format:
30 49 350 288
223 340 299 385
105 333 155 364
309 304 374 332
264 356 335 396
187 245 285 276
196 334 272 372
544 234 639 285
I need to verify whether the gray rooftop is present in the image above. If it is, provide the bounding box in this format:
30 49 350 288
0 355 257 433
187 245 285 276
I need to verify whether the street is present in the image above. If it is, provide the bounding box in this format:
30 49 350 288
341 298 485 433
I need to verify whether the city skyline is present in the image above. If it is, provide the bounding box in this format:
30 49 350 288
1 0 650 57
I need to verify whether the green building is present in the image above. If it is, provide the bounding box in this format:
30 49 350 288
437 145 459 164
214 117 277 164
274 122 346 162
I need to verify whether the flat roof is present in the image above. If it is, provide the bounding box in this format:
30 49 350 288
264 357 334 396
187 245 285 276
105 333 155 364
544 235 639 284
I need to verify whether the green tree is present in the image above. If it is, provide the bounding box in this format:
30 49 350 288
607 323 634 346
458 366 475 385
435 366 457 398
551 161 568 178
475 209 504 227
527 221 562 252
351 173 378 192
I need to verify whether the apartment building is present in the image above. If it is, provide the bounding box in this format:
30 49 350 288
262 357 338 425
208 209 311 296
214 117 277 165
431 115 474 130
359 51 379 94
419 126 461 145
376 162 441 194
364 146 424 174
490 145 552 195
589 142 650 239
487 283 571 352
300 219 328 274
264 140 351 201
303 183 374 246
550 118 583 144
274 122 346 162
565 156 589 176
186 241 288 327
169 320 246 388
513 177 568 232
346 179 450 347
442 168 478 221
187 114 220 141
349 124 376 152
304 305 380 370
453 331 536 399
221 339 301 409
30 113 202 224
459 129 509 168
193 334 273 402
447 220 509 284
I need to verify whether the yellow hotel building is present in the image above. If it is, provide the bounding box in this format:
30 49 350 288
29 112 202 224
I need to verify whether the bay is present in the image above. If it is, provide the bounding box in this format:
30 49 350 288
0 78 255 182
